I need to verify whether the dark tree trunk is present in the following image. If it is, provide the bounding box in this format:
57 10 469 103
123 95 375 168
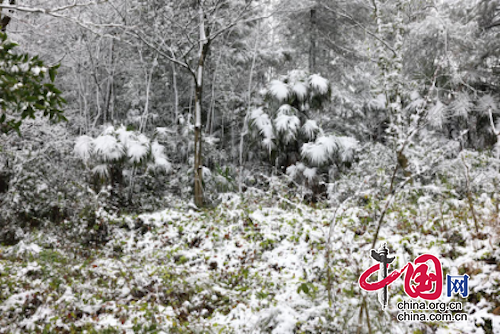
0 0 15 32
309 6 317 73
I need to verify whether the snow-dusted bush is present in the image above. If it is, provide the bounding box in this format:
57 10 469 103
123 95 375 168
75 125 171 173
0 119 99 244
248 70 358 195
74 125 172 210
301 135 358 167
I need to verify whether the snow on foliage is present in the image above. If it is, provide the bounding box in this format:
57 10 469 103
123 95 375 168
409 91 420 101
287 162 307 179
406 94 426 111
450 92 473 118
286 164 299 179
477 94 498 115
92 164 109 178
113 126 151 163
301 136 338 165
315 135 339 156
303 167 317 182
249 107 275 152
9 241 42 256
337 136 358 162
301 119 320 139
115 125 133 144
277 104 295 115
202 166 211 179
287 70 309 101
291 81 308 101
428 101 446 129
309 74 329 95
368 94 387 110
74 135 94 161
1 186 498 333
74 126 171 174
151 141 171 172
274 113 300 144
117 135 144 163
287 69 307 82
93 135 124 162
301 135 357 166
268 79 289 102
250 70 357 182
127 139 149 163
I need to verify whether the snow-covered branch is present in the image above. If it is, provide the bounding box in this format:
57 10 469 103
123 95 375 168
0 1 106 15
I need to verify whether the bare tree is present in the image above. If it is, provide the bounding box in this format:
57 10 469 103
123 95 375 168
119 0 275 206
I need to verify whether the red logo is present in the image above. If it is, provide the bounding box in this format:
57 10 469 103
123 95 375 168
359 248 443 302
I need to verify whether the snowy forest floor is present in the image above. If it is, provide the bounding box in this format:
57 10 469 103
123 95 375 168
0 187 499 334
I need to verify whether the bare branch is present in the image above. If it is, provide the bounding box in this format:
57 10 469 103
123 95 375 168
320 3 397 56
123 28 194 74
207 2 294 41
0 1 106 15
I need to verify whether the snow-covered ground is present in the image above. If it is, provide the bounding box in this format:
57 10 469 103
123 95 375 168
0 189 498 333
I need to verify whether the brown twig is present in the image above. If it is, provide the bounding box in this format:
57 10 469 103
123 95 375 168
364 298 372 334
356 296 365 334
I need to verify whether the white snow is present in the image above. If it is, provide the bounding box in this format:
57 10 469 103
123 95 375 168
292 82 308 101
151 141 171 172
250 107 275 152
268 79 290 102
308 74 329 95
274 113 300 144
303 167 317 182
93 135 124 161
301 135 339 165
74 135 94 161
91 164 109 178
301 120 319 140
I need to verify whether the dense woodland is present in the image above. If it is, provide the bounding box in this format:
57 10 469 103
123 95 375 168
0 0 499 333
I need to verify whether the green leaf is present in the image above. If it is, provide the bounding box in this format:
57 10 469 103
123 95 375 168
0 31 65 135
298 282 309 294
49 67 57 82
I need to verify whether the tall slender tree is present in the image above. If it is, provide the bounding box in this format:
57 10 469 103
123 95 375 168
120 0 271 206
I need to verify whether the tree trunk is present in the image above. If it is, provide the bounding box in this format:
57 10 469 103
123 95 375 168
194 83 204 207
309 6 317 73
207 50 222 135
239 28 260 192
104 39 115 123
193 2 210 207
171 59 179 123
